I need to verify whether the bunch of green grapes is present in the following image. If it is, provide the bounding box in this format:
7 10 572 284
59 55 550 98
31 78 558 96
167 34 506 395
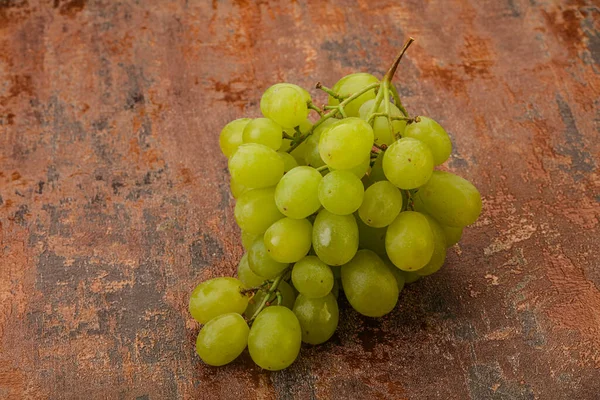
189 38 482 370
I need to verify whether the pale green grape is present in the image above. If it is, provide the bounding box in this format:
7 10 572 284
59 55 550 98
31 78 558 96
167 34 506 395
242 118 283 150
261 83 309 129
330 154 370 178
414 171 482 227
248 306 302 370
293 293 339 345
441 224 463 247
291 256 334 299
230 177 249 199
229 143 284 189
219 118 251 158
241 230 259 250
289 140 308 166
304 131 326 168
400 270 422 284
319 118 374 170
234 187 283 234
237 253 265 288
196 313 249 366
358 99 407 146
189 277 248 324
248 236 289 279
385 211 434 271
277 151 298 173
403 116 452 165
312 209 359 266
356 216 387 256
369 151 386 182
279 138 292 152
275 166 322 219
416 215 447 276
264 217 312 263
358 181 403 227
318 170 364 215
383 137 434 189
328 73 379 117
383 259 406 293
341 250 398 317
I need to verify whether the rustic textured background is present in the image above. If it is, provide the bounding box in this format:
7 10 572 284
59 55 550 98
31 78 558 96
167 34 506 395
1 0 599 399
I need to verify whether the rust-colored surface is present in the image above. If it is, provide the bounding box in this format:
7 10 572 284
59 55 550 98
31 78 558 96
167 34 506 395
1 0 599 399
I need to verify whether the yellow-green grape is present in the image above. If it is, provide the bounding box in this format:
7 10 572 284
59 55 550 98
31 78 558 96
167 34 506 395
237 253 265 288
416 215 447 276
383 259 406 293
277 280 297 309
219 118 252 158
328 73 379 117
291 255 334 299
369 151 386 182
248 236 289 279
289 140 308 166
318 170 364 215
234 187 283 235
341 250 399 317
441 224 463 247
293 293 339 344
279 138 292 152
277 151 298 173
400 270 422 284
228 143 284 189
330 154 370 178
248 306 302 371
264 218 312 263
241 230 260 250
358 99 407 146
195 313 249 366
304 131 326 168
230 177 249 199
385 211 434 271
242 118 283 150
319 118 374 170
383 137 434 189
260 83 310 129
331 279 340 298
403 117 452 165
189 277 248 324
275 166 322 219
312 209 359 266
415 171 482 227
358 181 403 227
356 216 387 256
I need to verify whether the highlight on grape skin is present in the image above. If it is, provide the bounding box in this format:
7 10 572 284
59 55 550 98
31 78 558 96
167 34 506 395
189 37 482 370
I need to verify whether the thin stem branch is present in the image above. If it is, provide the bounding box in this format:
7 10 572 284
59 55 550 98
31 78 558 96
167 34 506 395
383 37 415 83
316 165 329 172
282 132 294 140
308 102 324 117
249 267 292 322
316 82 345 101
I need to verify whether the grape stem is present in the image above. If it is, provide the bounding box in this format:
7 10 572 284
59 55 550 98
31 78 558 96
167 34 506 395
308 102 324 117
316 82 346 101
248 266 292 323
316 165 329 172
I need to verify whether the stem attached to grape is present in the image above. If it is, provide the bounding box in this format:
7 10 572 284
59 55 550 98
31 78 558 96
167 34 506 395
308 102 325 117
316 82 346 101
248 266 292 323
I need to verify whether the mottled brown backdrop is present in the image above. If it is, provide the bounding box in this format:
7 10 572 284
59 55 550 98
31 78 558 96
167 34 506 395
0 0 599 399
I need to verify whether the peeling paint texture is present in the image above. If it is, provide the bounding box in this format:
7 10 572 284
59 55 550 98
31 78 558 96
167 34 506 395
1 1 599 399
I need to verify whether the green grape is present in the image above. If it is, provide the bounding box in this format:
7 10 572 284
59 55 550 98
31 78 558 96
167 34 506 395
319 118 374 170
219 118 251 158
291 256 334 298
414 171 482 227
356 216 387 256
277 280 297 309
403 116 452 165
260 83 309 129
237 253 265 288
318 170 364 215
330 154 370 178
279 138 292 152
230 177 249 199
400 270 422 284
244 290 267 318
341 250 398 317
234 187 283 234
328 73 379 117
383 259 406 293
441 224 463 247
242 118 283 150
358 181 403 227
331 279 340 298
358 99 407 146
284 118 313 137
277 151 298 173
293 293 339 345
289 140 308 166
248 236 289 279
416 215 447 276
241 230 259 250
229 143 284 189
195 313 249 366
304 131 326 168
369 151 386 182
275 166 322 219
264 217 312 263
385 211 434 271
383 137 434 189
312 209 359 266
189 277 248 324
248 306 302 371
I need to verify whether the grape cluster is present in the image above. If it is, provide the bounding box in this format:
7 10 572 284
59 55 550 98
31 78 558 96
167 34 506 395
189 40 482 370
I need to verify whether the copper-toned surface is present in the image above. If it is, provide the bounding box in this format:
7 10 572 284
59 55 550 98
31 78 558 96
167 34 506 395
1 1 599 399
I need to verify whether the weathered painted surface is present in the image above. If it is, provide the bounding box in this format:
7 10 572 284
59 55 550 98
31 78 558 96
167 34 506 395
0 0 599 399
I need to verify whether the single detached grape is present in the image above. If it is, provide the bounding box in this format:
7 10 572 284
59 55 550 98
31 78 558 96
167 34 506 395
189 277 248 324
318 170 364 215
237 253 265 288
356 215 387 256
229 143 284 189
234 187 283 235
219 118 251 158
292 256 334 299
275 166 322 219
328 73 379 117
341 250 399 317
277 151 298 173
260 83 309 129
403 116 452 165
196 313 249 366
248 236 289 279
385 211 434 271
358 181 403 227
416 215 447 276
319 118 374 170
293 293 339 344
248 306 302 371
358 99 407 146
242 118 283 150
264 217 312 263
312 209 359 266
383 137 434 189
